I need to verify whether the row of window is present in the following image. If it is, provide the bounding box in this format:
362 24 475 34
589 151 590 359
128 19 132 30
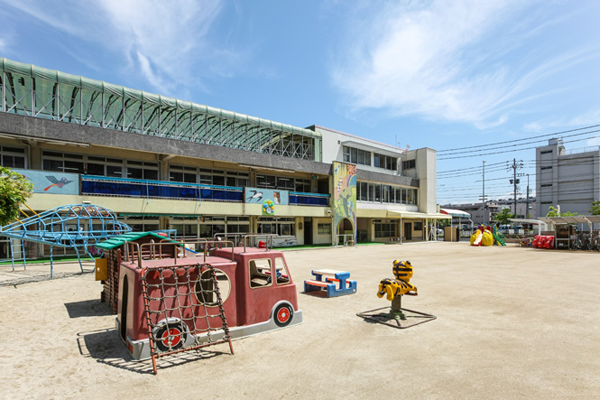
0 146 26 168
343 146 399 172
357 181 417 205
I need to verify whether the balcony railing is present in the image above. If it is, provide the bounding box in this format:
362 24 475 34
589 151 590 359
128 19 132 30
80 175 329 206
289 192 329 207
81 175 243 202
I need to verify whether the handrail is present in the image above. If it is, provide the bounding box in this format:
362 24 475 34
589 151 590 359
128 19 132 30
123 239 235 268
241 233 277 252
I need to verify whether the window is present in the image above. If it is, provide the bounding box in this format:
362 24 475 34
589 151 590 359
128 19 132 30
541 166 553 170
274 257 291 285
1 146 26 168
541 184 553 187
42 151 84 173
414 222 423 230
358 182 368 201
258 217 296 236
374 153 397 171
170 166 249 186
540 150 553 154
317 223 331 234
343 146 371 166
375 222 396 238
249 258 273 288
257 174 311 192
196 268 231 305
402 159 416 170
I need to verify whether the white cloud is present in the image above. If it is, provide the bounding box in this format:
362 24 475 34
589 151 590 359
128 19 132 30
524 108 600 133
0 0 235 94
331 0 596 127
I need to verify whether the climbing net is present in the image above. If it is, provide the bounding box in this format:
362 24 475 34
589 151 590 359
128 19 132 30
140 263 234 374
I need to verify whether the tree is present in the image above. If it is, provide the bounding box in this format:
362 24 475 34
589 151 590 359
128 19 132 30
0 167 33 227
590 201 600 215
492 208 514 225
546 206 578 217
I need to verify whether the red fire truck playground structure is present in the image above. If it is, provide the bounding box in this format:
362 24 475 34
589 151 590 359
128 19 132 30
105 234 303 374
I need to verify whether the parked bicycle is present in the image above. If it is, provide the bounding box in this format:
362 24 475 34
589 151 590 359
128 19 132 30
571 232 593 251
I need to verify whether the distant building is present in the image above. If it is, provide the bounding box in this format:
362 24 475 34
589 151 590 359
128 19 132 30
536 138 599 217
442 197 536 226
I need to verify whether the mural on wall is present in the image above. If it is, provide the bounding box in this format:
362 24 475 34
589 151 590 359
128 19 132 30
332 161 357 239
14 169 79 195
245 188 289 216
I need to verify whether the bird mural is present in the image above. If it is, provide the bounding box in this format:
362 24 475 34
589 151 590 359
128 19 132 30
44 176 73 191
247 190 263 202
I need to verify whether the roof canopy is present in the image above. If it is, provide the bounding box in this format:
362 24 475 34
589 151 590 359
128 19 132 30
95 231 173 250
541 215 600 225
440 208 471 218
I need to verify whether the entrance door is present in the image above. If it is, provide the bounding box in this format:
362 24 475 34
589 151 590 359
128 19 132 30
404 222 412 240
304 218 313 245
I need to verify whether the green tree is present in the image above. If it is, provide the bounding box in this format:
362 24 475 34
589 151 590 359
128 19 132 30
492 208 515 225
590 201 600 215
546 206 578 217
0 167 33 227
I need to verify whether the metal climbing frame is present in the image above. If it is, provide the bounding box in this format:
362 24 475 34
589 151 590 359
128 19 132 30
140 263 234 375
0 204 131 277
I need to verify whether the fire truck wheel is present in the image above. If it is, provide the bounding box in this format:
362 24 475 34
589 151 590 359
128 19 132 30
154 321 188 352
274 303 293 327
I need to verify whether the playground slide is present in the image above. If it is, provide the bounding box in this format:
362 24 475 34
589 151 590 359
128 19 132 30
472 230 483 246
493 233 506 246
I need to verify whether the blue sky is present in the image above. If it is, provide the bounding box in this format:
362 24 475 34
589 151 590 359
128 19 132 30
1 0 600 205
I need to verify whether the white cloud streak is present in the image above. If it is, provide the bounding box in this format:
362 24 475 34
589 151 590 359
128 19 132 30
331 0 594 127
1 0 234 94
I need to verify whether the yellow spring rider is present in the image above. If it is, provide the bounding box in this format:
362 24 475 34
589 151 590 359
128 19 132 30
357 260 436 329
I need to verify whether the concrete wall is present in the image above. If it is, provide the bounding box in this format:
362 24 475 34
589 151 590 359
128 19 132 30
536 139 600 217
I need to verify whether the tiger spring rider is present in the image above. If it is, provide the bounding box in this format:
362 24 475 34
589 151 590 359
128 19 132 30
357 260 436 329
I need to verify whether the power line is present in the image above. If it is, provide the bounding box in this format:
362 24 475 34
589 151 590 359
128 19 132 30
438 124 600 153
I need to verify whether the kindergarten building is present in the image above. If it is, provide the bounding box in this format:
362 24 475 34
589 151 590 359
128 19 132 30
0 58 447 258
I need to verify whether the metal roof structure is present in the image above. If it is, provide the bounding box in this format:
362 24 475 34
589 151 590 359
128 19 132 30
540 215 600 225
0 58 320 161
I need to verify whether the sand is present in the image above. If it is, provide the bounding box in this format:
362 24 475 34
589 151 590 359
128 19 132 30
1 242 599 399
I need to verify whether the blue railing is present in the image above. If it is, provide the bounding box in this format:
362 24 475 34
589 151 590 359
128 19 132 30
81 175 243 202
80 176 330 206
290 192 329 206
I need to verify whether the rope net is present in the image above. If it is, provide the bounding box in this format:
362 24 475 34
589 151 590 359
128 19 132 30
140 263 234 374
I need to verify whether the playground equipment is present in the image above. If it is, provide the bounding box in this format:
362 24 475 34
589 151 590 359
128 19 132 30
304 269 357 297
0 204 131 276
357 260 436 329
113 235 302 373
470 225 506 247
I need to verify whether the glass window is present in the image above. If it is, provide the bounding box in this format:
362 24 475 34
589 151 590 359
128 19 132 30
374 184 381 202
382 185 390 203
317 223 331 234
375 223 396 238
249 258 273 288
274 257 291 285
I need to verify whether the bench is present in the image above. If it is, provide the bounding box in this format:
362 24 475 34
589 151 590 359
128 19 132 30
304 269 357 298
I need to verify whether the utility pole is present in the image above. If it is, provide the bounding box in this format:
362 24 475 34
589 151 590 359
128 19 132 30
507 159 524 217
482 161 486 222
526 174 530 219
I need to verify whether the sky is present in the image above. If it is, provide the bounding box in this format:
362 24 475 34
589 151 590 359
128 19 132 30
1 0 600 206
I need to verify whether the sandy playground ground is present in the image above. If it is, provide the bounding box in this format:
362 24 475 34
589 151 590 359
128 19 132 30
1 242 599 399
